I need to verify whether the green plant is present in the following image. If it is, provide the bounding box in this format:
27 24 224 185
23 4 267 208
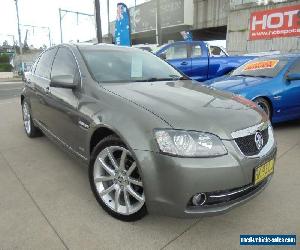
0 54 10 63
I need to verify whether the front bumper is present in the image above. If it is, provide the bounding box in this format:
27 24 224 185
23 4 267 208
134 138 277 218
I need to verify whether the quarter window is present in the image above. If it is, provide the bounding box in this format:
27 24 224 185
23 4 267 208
35 48 57 79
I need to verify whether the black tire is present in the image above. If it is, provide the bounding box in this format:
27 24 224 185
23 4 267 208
21 100 43 138
254 97 272 120
89 135 147 221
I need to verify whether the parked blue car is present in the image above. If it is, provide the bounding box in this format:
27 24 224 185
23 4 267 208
205 54 300 123
155 41 254 82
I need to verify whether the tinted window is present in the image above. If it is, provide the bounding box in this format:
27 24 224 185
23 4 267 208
81 49 182 83
191 44 202 58
231 57 289 78
288 59 300 74
51 47 78 80
210 46 226 57
164 44 187 60
35 48 57 79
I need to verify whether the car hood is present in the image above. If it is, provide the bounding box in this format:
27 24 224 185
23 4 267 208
208 75 271 93
103 80 266 139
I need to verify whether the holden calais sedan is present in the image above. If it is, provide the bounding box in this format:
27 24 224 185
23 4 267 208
21 44 277 221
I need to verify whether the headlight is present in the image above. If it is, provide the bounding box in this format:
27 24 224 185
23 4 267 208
154 129 227 157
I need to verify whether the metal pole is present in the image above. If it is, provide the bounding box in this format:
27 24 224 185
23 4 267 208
107 0 110 35
94 0 102 43
59 8 63 43
156 0 162 45
14 0 24 72
48 28 51 47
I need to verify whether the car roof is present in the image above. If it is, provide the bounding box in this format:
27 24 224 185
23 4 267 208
258 53 300 61
72 43 142 52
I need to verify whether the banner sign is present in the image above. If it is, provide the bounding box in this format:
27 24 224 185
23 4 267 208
243 60 279 71
249 4 300 40
180 31 193 41
115 3 131 46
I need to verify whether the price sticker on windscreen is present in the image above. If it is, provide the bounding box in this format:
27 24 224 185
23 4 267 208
243 60 279 71
131 55 143 78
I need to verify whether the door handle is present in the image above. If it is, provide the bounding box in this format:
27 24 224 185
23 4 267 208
180 61 188 66
45 86 51 94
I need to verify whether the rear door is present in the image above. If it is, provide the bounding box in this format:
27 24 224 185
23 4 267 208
30 48 58 126
162 43 192 76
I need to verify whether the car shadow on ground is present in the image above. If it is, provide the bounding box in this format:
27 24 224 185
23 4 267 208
273 119 300 130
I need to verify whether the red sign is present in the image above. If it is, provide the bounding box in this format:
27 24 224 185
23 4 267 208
249 5 300 40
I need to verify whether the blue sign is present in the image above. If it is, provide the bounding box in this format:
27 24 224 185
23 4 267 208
115 3 131 46
240 235 296 246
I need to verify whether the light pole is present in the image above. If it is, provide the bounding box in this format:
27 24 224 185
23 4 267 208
59 8 63 43
156 0 162 45
94 0 102 43
14 0 24 72
20 24 52 47
59 8 94 44
107 0 110 36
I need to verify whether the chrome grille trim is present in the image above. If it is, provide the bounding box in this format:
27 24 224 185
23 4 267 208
231 121 269 139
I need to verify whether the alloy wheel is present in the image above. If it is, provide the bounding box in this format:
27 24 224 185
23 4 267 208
22 102 31 135
93 146 145 215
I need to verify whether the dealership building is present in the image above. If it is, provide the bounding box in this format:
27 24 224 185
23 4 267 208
110 0 300 55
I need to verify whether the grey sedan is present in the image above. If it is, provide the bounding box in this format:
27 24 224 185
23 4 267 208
21 44 277 221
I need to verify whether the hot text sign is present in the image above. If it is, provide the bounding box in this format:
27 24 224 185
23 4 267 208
249 5 300 40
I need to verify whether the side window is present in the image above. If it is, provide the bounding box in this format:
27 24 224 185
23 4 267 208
288 60 300 74
191 44 202 58
35 48 57 79
164 44 188 60
51 47 79 81
209 46 226 57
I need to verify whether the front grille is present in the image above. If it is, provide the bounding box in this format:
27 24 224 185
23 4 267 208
188 178 269 208
204 179 268 206
235 128 269 156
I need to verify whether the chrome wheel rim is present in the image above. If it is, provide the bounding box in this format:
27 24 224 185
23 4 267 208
93 146 145 215
22 102 31 134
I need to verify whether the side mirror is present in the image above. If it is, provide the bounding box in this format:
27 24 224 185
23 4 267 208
158 53 167 60
286 73 300 81
50 75 77 89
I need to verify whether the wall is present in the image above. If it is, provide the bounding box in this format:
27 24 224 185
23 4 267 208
227 0 300 55
193 0 229 30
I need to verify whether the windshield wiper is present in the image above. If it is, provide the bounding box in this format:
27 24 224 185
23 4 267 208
255 75 272 78
233 74 271 78
233 74 256 77
135 76 187 82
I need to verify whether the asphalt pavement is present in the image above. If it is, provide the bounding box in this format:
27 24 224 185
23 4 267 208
0 88 299 249
0 80 24 100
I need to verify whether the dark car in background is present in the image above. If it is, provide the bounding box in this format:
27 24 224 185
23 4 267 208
205 55 300 123
21 44 276 221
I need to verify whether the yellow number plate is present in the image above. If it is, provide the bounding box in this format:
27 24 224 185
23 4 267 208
254 159 275 185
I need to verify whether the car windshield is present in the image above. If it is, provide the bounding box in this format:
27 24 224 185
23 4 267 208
81 48 183 83
231 57 289 78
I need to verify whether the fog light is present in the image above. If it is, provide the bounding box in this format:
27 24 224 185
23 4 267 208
192 193 207 206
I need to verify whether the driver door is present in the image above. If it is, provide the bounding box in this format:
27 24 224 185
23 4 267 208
46 47 86 157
